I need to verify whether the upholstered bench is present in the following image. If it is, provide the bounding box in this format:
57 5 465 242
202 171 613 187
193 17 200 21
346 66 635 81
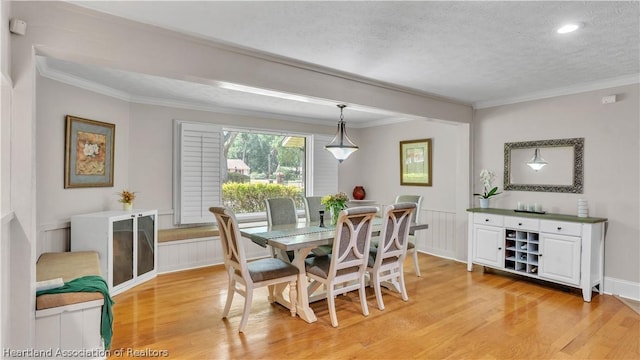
35 251 106 356
36 251 104 310
158 225 219 243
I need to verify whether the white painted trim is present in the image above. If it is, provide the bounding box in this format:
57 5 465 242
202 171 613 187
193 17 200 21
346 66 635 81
37 220 70 232
1 210 14 225
35 56 132 102
603 276 640 302
36 62 415 129
157 262 220 275
474 74 640 109
1 72 13 87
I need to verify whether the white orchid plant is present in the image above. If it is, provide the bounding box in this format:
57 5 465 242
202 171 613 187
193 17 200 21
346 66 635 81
474 169 501 199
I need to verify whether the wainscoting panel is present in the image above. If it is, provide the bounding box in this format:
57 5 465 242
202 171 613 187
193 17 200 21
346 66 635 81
416 209 457 259
158 236 270 274
37 224 70 258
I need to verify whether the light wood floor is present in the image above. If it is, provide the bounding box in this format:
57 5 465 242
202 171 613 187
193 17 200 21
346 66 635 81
108 254 639 359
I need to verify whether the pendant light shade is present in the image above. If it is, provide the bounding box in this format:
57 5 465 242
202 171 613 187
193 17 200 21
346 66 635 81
325 104 358 162
527 148 548 171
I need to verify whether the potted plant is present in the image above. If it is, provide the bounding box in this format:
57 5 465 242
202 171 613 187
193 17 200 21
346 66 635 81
474 169 501 208
321 192 349 225
117 189 136 211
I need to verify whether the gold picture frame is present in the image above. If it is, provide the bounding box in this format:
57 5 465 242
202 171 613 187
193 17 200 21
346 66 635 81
64 115 115 188
400 138 432 186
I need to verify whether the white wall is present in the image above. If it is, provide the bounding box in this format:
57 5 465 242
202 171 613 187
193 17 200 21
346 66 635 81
36 76 131 225
0 1 11 350
36 77 339 230
340 119 471 260
341 119 461 208
474 84 640 289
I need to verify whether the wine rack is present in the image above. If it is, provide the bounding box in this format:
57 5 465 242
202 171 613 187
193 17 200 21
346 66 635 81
504 229 539 275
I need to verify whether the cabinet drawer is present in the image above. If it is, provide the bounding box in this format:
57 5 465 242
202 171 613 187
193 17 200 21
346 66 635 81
540 220 582 236
504 217 539 231
473 213 504 226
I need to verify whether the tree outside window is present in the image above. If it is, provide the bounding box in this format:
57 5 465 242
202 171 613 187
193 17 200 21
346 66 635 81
222 131 306 213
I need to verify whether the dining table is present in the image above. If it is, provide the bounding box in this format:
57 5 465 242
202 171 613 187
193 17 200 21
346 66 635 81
240 218 429 323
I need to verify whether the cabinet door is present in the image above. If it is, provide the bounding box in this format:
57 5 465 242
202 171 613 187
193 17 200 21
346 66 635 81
539 233 580 286
112 218 134 287
473 225 504 268
137 214 156 277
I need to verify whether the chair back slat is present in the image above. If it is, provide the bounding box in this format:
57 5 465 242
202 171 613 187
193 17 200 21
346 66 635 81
210 206 248 278
374 203 416 267
303 196 324 223
265 198 298 227
395 195 423 234
329 206 378 276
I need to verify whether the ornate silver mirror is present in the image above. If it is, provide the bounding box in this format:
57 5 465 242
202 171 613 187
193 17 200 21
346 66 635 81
504 138 584 193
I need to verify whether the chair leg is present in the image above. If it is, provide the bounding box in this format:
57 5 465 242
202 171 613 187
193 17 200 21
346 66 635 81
399 268 409 301
267 285 275 303
372 271 385 310
238 286 253 333
288 280 297 317
359 274 369 317
327 287 338 327
222 277 235 318
412 249 421 277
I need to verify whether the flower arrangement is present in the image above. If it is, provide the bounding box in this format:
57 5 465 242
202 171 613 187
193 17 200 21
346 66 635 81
474 169 501 199
321 192 349 225
117 189 136 204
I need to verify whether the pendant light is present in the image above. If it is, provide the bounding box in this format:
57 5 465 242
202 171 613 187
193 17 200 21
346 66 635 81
325 104 358 162
527 148 548 171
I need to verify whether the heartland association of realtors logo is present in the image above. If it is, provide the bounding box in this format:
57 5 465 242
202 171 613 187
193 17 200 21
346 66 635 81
3 347 170 358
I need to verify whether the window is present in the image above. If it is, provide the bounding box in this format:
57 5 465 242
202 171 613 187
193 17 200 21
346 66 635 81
223 130 306 214
174 120 337 225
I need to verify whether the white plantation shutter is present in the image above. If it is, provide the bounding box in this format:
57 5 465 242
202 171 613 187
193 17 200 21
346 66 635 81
310 135 338 196
175 121 222 224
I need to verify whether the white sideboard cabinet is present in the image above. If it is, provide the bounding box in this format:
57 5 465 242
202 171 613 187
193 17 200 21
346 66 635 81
72 210 158 295
467 208 607 302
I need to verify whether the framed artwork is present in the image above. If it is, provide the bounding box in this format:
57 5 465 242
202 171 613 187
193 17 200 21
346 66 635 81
400 138 432 186
64 115 115 188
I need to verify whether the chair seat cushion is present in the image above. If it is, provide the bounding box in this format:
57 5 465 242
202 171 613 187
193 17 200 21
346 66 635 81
246 258 299 282
407 235 415 249
305 255 357 279
367 250 401 268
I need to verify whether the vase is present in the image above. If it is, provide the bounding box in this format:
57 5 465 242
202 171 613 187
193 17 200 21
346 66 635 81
479 198 490 209
352 186 366 200
330 206 344 226
123 202 133 211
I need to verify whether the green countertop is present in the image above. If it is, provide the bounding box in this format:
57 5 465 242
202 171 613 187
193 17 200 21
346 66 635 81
466 207 607 224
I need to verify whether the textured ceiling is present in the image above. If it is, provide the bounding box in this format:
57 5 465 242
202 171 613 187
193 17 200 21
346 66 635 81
46 1 640 125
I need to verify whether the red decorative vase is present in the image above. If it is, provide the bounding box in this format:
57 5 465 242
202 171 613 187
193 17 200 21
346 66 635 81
352 186 366 200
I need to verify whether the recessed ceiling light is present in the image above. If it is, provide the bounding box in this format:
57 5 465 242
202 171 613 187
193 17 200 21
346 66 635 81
557 23 582 34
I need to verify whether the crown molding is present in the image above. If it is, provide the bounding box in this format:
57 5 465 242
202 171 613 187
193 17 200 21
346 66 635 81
474 74 640 109
36 56 132 102
36 56 415 128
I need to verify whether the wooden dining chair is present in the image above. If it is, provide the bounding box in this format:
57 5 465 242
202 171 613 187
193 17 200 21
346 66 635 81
395 195 423 276
303 196 333 256
209 206 298 333
304 206 378 327
265 197 298 260
265 197 298 227
367 202 416 310
303 196 324 224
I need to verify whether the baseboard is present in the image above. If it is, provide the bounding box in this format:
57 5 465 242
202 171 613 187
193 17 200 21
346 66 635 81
603 276 640 301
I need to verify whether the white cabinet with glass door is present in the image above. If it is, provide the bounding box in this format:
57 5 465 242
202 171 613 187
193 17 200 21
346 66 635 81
71 210 157 295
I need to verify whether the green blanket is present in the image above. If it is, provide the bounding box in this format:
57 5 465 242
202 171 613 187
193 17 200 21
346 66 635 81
36 275 115 349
